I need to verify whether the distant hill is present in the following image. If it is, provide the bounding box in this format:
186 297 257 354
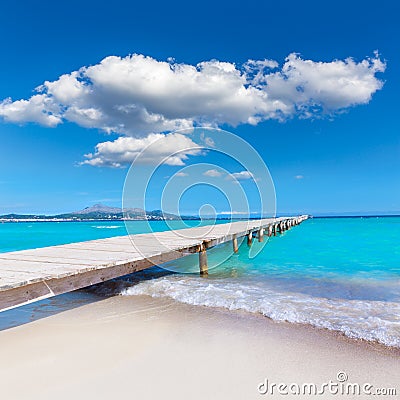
72 204 127 215
0 203 198 221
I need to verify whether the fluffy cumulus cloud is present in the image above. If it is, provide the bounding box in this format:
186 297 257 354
0 94 62 127
0 52 386 166
82 133 202 167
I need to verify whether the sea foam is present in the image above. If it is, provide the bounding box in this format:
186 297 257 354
122 275 400 347
91 225 122 229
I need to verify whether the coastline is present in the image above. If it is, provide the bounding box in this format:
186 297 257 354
0 294 398 400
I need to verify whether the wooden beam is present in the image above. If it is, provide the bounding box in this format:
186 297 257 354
0 249 186 312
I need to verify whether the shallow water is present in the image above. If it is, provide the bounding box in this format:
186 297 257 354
1 217 400 347
123 217 400 347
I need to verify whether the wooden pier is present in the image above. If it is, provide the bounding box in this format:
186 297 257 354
0 216 308 312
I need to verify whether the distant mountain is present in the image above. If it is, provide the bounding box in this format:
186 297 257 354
72 204 126 215
57 203 178 220
0 204 198 221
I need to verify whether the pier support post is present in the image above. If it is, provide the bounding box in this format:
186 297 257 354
199 244 208 276
247 232 253 246
273 224 277 236
233 234 239 253
267 226 273 237
258 228 264 242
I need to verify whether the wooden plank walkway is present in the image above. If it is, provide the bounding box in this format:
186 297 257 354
0 216 308 312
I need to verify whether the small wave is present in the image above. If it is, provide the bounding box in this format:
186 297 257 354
91 225 122 229
122 276 400 347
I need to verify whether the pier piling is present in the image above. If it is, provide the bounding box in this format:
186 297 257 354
233 234 239 253
199 244 208 276
258 228 264 242
247 232 253 246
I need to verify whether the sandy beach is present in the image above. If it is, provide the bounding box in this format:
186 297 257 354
0 295 398 400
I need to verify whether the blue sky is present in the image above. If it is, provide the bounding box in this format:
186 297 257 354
0 0 399 216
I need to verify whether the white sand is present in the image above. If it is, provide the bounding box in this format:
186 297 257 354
0 295 399 400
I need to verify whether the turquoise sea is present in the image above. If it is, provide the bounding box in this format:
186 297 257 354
1 217 400 347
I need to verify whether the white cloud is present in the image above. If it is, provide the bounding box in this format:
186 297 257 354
82 133 202 167
227 171 255 180
265 52 386 116
175 172 189 177
203 169 223 177
295 175 304 179
0 52 386 166
218 211 251 215
0 94 61 127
